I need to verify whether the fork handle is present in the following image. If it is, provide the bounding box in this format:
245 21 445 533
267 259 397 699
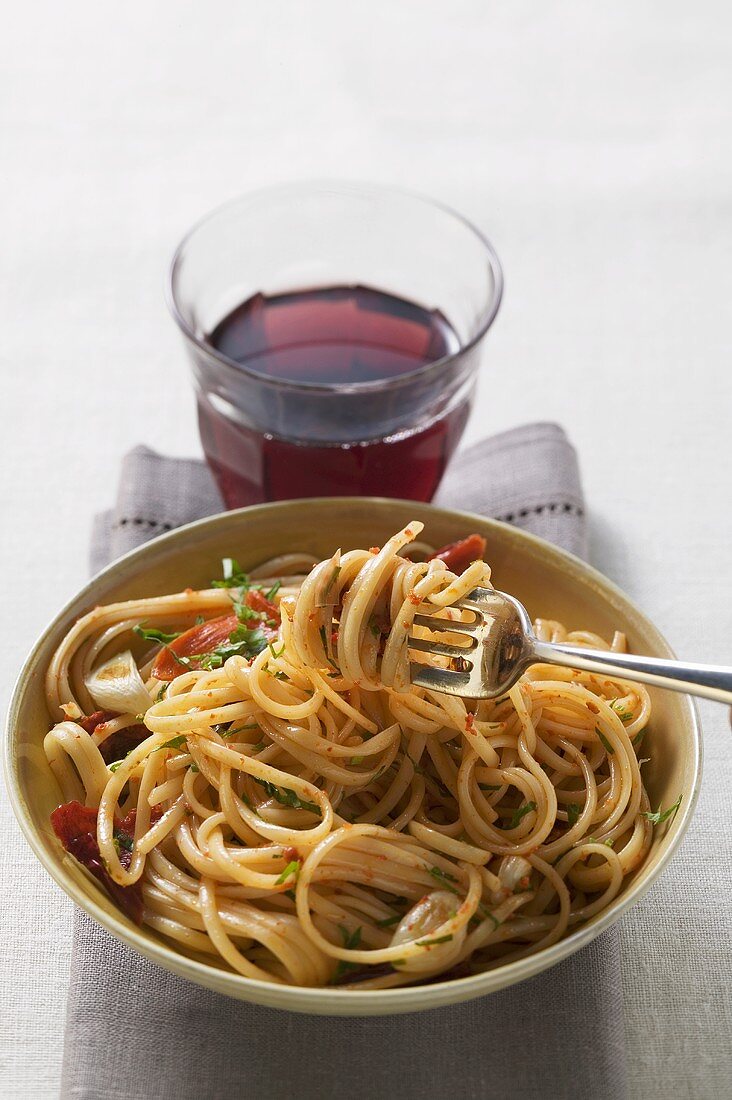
531 641 732 706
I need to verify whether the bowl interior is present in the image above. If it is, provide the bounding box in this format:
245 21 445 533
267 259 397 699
6 498 699 1015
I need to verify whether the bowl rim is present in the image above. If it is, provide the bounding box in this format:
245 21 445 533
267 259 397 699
4 497 702 1014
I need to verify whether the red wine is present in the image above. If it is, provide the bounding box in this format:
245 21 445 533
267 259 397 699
197 285 473 507
209 285 456 384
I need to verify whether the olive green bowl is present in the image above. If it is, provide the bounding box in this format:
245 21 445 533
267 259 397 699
4 498 701 1015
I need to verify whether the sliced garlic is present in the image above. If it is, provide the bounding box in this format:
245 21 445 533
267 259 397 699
497 855 533 894
84 649 153 716
390 890 466 975
314 550 341 608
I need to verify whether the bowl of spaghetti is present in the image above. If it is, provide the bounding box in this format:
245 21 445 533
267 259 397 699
5 498 700 1015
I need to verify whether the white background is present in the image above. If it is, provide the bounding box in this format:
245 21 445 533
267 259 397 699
1 2 730 1096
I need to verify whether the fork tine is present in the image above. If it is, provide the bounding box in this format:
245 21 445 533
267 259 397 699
407 636 477 659
462 586 495 608
409 663 472 695
412 613 481 638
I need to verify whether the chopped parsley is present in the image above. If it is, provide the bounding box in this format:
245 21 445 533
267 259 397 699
113 830 134 853
172 623 269 671
642 794 682 825
350 755 364 766
596 729 615 755
478 783 501 792
265 581 281 601
232 600 260 623
109 756 129 773
406 754 450 797
264 664 289 681
284 888 297 902
253 777 320 816
609 699 633 722
465 905 496 928
318 624 340 671
339 924 362 950
376 913 403 928
239 792 261 817
134 624 182 645
428 867 461 896
211 558 256 589
268 641 285 659
368 616 381 638
219 723 259 739
633 727 648 748
211 623 270 665
477 905 500 928
566 802 581 826
322 564 341 601
331 925 363 982
275 860 300 885
152 735 187 753
416 933 453 946
506 801 537 829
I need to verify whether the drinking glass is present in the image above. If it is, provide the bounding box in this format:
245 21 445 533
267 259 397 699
168 182 503 507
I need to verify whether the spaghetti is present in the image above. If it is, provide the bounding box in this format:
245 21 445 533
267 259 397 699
44 522 657 989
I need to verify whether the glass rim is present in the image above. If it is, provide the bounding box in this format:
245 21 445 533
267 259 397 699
166 179 504 395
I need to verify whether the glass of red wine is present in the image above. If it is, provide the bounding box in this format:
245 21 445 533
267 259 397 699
168 182 503 507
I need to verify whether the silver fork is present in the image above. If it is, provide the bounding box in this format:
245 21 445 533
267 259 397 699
408 587 732 704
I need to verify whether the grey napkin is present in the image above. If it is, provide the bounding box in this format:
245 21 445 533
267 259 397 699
64 422 624 1100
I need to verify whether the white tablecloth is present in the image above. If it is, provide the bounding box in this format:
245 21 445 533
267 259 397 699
1 2 730 1096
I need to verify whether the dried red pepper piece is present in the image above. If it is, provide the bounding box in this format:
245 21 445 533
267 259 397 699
50 801 143 924
429 534 487 574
